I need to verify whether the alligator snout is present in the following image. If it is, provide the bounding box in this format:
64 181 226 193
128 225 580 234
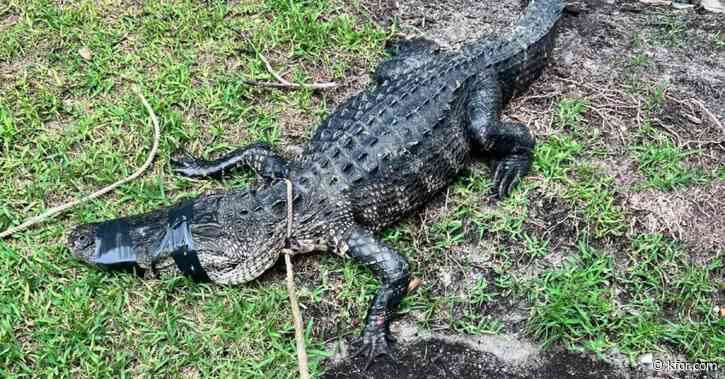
67 220 143 274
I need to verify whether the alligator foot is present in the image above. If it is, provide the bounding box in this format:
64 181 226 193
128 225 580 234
351 329 397 370
492 151 532 198
171 151 207 177
170 143 288 182
466 74 536 198
341 225 409 369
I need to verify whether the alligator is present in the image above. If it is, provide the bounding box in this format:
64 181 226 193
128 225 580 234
67 0 565 368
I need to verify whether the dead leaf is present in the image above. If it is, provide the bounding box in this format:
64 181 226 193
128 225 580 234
78 47 92 60
407 277 423 293
4 15 19 26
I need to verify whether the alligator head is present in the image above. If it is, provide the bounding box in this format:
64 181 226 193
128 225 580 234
66 184 293 283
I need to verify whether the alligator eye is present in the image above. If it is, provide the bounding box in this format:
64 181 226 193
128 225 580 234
74 234 91 249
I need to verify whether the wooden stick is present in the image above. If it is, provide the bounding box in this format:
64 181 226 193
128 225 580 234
692 99 725 134
242 79 336 90
283 179 310 379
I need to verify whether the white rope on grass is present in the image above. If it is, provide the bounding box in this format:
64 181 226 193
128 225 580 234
0 87 161 239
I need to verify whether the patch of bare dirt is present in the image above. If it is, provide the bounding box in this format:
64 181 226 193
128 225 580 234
323 322 654 379
506 1 725 252
392 0 522 50
323 321 723 378
0 57 33 80
523 189 580 253
595 156 646 188
629 179 725 254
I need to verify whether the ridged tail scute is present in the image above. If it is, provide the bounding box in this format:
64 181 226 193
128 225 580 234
497 0 566 101
510 0 566 48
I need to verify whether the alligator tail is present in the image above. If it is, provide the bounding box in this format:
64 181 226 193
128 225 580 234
509 0 566 48
494 0 566 102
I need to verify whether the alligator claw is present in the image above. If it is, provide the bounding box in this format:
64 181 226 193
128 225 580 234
351 331 397 370
492 153 532 198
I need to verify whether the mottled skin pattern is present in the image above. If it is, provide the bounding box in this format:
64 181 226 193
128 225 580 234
68 0 565 368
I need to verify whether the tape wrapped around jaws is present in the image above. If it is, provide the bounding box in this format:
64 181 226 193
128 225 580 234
155 201 210 282
93 218 143 275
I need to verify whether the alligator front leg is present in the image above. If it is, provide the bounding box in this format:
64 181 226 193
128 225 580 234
171 142 288 183
339 225 410 369
467 72 535 198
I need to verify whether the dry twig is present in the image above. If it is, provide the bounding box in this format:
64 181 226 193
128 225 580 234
245 53 338 90
691 99 725 135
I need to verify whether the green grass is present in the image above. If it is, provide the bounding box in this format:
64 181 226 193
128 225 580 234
529 243 617 351
0 0 386 377
619 78 709 191
625 79 714 191
0 240 334 377
534 111 626 238
628 52 653 69
524 97 721 362
564 164 626 238
555 98 589 130
534 134 584 181
528 236 723 361
632 133 702 191
655 15 687 48
451 279 504 335
2 1 723 377
712 31 725 50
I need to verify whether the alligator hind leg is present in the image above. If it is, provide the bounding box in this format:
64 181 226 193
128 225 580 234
338 225 410 369
374 38 441 83
467 73 535 198
171 142 288 183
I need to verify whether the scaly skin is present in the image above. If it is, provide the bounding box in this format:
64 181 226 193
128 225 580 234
67 0 565 368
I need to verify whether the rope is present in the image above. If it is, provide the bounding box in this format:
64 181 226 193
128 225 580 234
0 87 160 239
283 178 310 379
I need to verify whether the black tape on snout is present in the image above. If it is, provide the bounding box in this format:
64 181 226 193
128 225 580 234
93 202 210 281
93 219 144 275
156 201 210 282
